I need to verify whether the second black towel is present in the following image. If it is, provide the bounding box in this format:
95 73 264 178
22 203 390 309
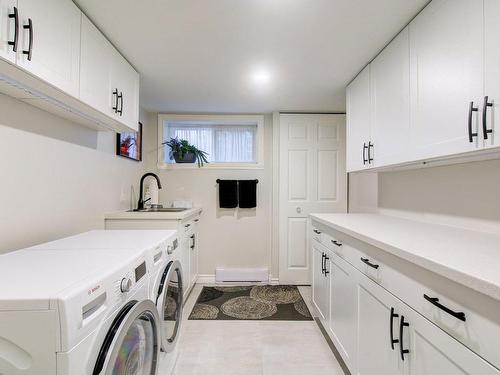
238 180 257 208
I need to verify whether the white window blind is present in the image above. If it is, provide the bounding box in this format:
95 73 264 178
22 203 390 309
163 122 258 164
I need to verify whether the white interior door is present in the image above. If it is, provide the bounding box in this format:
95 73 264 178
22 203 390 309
484 0 500 150
409 0 484 160
17 0 81 97
0 0 17 63
279 114 347 284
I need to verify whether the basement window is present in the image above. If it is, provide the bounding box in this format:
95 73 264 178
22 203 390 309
157 114 264 169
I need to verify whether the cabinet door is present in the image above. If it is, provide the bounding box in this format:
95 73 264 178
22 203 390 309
0 0 16 63
329 255 357 373
484 0 500 150
409 0 484 160
79 16 114 117
347 65 371 172
312 243 329 321
356 272 401 375
182 234 191 298
189 231 198 285
402 301 499 375
371 27 411 167
17 0 81 97
111 50 139 131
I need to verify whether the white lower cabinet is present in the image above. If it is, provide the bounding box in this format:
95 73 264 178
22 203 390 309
311 221 500 375
312 241 329 321
329 253 357 372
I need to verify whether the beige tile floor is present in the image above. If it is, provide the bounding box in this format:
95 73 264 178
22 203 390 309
170 284 346 375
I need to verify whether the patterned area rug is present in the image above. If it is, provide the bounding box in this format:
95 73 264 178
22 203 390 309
189 285 313 321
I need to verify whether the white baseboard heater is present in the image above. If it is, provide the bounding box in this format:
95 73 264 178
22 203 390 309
215 267 269 283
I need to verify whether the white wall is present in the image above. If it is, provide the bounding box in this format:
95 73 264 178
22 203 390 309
0 94 145 253
143 113 275 278
377 159 500 233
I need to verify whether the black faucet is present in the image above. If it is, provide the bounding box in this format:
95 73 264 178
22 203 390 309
137 172 162 210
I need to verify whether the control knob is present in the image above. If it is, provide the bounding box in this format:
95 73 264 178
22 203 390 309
120 278 132 293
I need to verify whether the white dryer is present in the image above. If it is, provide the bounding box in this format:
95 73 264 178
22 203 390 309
0 247 161 375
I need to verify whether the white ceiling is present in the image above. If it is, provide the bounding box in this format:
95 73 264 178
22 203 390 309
74 0 428 114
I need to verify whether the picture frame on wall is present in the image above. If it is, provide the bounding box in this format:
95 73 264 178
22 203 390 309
116 122 142 161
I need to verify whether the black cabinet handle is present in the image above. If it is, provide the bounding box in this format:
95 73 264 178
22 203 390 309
112 89 119 113
468 101 479 142
331 240 342 247
399 316 410 361
360 257 379 269
8 7 19 52
390 307 399 350
423 294 466 322
194 219 199 223
483 96 493 140
313 229 321 234
368 141 374 163
23 18 33 61
185 224 191 228
117 91 123 116
321 253 325 275
362 143 368 165
324 255 330 276
190 234 195 249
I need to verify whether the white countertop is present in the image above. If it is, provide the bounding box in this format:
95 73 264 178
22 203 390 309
104 207 202 221
310 213 500 301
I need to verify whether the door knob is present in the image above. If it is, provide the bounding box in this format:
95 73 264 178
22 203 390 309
296 207 302 214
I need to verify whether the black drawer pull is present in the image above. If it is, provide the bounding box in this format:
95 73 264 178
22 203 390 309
190 234 195 249
8 7 19 52
23 18 33 61
390 307 399 350
483 96 493 140
424 294 466 322
399 316 410 361
360 257 379 269
362 143 368 165
112 89 119 113
313 229 321 234
468 101 478 142
331 240 342 247
368 141 374 163
321 253 325 275
185 224 191 228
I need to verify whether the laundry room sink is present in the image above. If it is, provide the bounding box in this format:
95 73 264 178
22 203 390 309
129 207 189 213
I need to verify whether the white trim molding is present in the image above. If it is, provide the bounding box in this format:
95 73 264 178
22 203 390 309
157 113 265 170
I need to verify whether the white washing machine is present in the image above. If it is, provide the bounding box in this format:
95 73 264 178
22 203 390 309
0 247 160 375
27 229 183 374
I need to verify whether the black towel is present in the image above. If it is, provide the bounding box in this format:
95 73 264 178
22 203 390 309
238 180 257 208
218 180 238 208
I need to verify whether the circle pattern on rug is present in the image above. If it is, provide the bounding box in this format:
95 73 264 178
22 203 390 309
221 296 277 319
250 285 302 304
294 299 312 318
190 304 220 320
214 286 252 293
197 287 224 303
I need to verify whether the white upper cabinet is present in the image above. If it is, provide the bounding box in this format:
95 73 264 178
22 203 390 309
409 0 484 160
79 16 139 132
0 0 17 63
80 16 114 118
371 27 410 166
16 0 81 97
111 49 139 131
484 0 500 150
347 66 372 172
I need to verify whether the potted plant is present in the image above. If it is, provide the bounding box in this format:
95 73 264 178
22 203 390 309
163 137 209 167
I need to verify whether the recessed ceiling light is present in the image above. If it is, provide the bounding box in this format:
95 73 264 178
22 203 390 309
252 69 271 85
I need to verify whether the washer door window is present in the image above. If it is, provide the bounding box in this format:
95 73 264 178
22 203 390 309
93 300 160 375
155 260 183 352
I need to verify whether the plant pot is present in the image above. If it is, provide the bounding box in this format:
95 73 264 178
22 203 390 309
173 152 196 164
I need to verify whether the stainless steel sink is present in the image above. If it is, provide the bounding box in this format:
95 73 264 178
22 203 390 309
128 207 189 213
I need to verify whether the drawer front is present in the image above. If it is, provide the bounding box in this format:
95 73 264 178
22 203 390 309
312 225 322 243
320 225 500 371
